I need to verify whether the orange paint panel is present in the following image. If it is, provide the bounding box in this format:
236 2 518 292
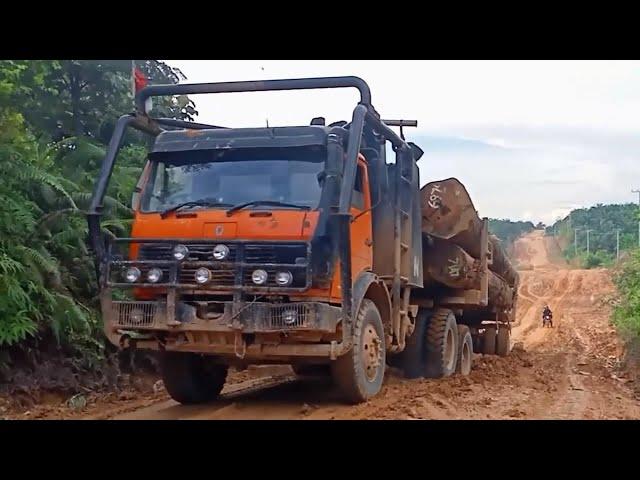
203 222 237 238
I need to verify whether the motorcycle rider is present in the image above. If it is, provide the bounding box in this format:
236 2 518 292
542 304 553 327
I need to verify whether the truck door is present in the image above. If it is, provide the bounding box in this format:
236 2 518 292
350 158 373 273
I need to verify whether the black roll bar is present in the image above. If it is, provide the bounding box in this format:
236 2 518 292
154 118 226 130
135 76 373 115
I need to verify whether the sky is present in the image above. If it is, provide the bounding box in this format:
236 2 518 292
163 60 640 225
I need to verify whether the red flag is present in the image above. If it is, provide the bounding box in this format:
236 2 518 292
134 67 148 92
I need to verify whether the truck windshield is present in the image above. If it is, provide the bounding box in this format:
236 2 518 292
140 147 326 213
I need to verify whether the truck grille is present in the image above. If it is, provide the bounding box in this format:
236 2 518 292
241 303 311 330
113 301 163 328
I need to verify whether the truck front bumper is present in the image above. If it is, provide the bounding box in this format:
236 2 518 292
101 291 341 336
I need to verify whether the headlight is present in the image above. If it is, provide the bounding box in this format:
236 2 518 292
251 269 268 285
195 267 211 284
129 308 144 325
275 270 293 286
173 244 189 261
282 309 297 325
213 244 229 260
147 268 163 283
124 267 141 283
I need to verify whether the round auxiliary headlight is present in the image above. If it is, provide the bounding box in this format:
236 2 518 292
195 267 211 284
147 268 163 283
124 267 141 283
275 270 293 286
213 244 230 260
173 244 189 261
251 269 268 285
282 310 298 325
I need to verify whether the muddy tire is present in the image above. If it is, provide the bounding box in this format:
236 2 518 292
424 309 458 378
456 325 473 376
496 326 510 357
399 309 431 379
482 326 496 355
160 351 228 404
292 364 331 377
331 299 386 404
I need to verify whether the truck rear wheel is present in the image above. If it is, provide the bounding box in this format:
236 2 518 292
399 309 431 379
456 325 473 376
331 299 386 404
160 351 228 405
482 326 496 355
424 309 458 378
496 326 510 357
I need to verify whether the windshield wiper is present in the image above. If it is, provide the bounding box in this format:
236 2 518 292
160 199 233 218
226 200 311 217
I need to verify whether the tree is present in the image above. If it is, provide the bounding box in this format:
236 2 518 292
3 60 197 143
0 59 195 374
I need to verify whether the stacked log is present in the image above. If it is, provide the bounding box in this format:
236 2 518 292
420 178 519 310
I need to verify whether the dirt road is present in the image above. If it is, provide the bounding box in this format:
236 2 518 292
78 231 640 419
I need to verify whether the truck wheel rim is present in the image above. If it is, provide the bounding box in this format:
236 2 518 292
362 325 382 382
445 328 456 370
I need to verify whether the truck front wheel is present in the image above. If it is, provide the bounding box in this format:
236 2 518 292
331 299 386 404
160 351 228 404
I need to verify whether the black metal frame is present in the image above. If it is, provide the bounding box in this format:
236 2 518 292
88 75 415 348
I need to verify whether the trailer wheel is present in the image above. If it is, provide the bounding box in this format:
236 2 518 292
424 309 458 378
331 299 386 404
456 325 473 376
160 351 228 405
482 326 497 355
496 326 510 357
398 309 431 379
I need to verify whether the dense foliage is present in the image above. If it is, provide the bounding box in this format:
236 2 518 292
613 250 640 339
0 60 192 374
546 204 639 268
488 219 536 247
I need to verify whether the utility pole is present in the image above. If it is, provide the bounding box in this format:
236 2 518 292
633 189 640 247
616 228 621 261
574 228 581 256
586 229 593 255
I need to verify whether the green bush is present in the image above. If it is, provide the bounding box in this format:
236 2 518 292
0 60 187 376
613 249 640 339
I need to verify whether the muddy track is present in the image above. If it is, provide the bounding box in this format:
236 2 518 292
18 231 637 420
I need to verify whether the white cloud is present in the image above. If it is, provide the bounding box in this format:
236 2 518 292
162 60 640 223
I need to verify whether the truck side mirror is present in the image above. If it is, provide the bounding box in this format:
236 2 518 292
408 142 424 162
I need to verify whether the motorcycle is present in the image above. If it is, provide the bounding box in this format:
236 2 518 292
542 313 553 328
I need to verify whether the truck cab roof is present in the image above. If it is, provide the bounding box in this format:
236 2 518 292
151 125 330 154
